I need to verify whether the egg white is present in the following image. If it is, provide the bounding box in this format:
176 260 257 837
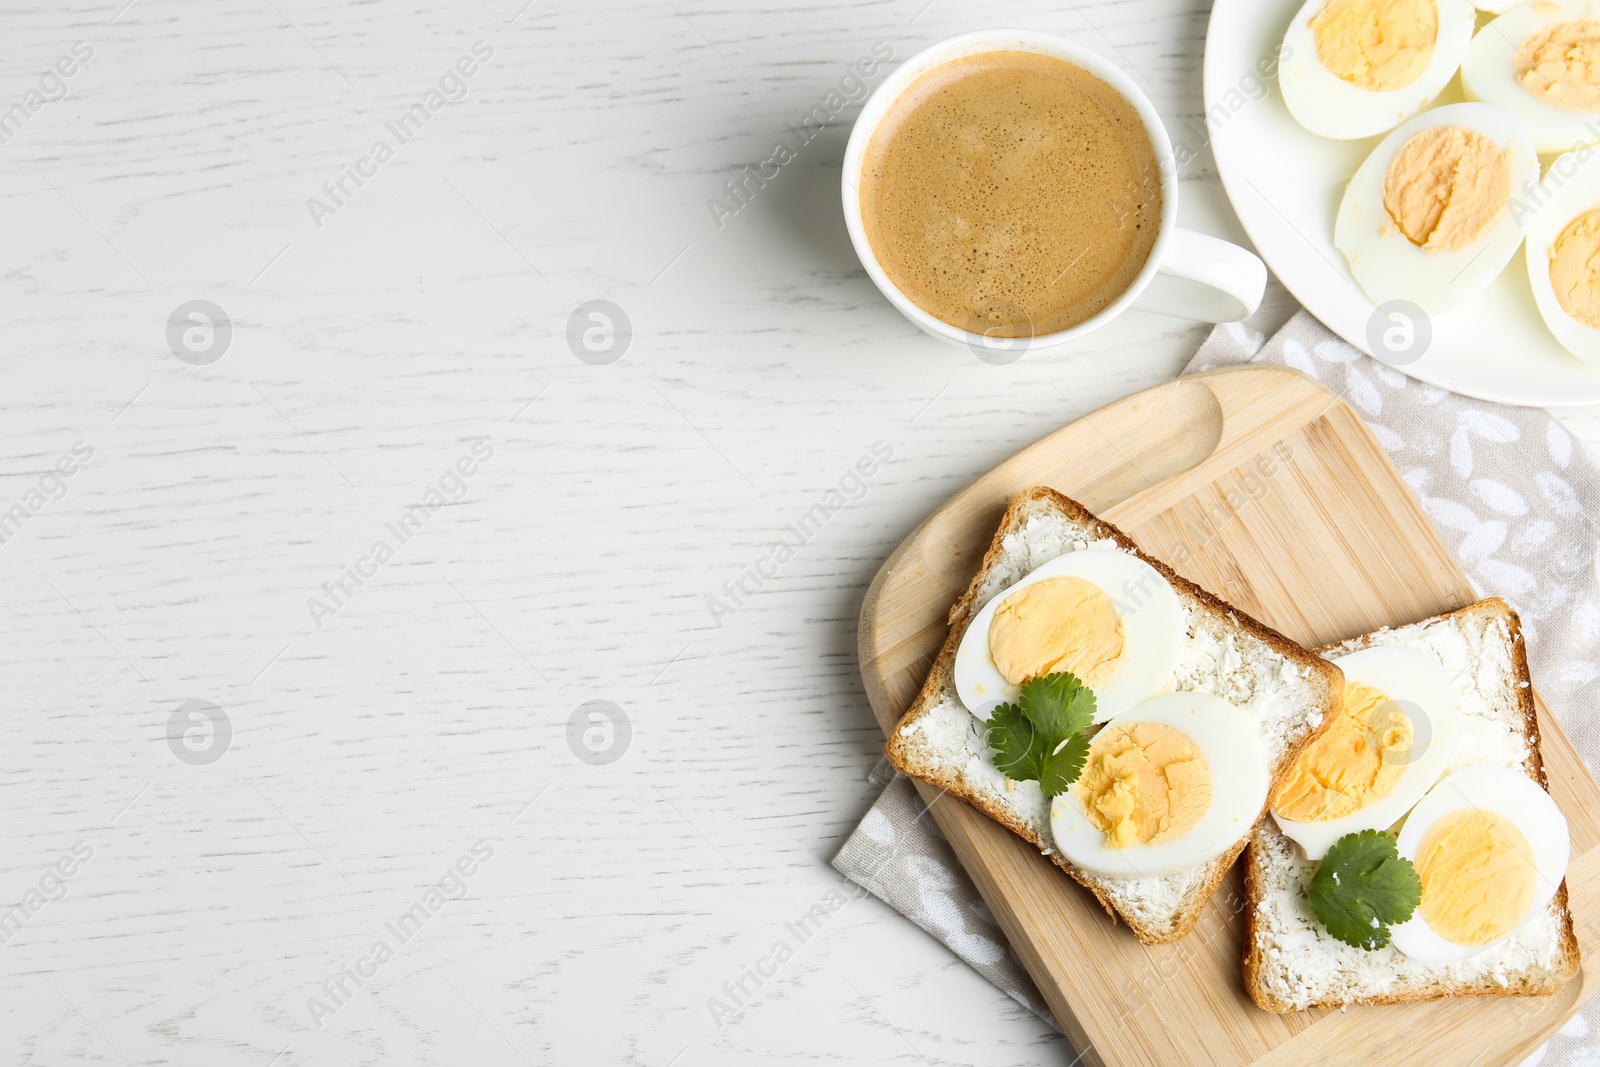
1049 692 1270 878
1463 2 1600 155
1525 147 1600 362
1389 763 1570 963
952 547 1184 725
1279 0 1477 140
1270 646 1461 861
1335 102 1539 315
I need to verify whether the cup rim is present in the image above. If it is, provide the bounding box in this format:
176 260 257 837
841 29 1180 354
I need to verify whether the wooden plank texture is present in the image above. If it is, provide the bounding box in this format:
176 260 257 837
857 364 1600 1067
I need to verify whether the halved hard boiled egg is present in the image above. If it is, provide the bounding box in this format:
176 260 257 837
1049 692 1270 878
953 548 1184 725
1270 646 1461 861
1526 147 1600 362
1389 763 1570 962
1463 2 1600 154
1335 103 1539 315
1279 0 1477 140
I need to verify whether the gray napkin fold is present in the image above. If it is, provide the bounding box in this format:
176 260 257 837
833 311 1600 1063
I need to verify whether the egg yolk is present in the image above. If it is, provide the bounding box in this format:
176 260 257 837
1550 208 1600 328
1076 721 1212 849
988 577 1124 688
1382 126 1511 254
1273 682 1414 822
1310 0 1438 93
1416 809 1537 946
1515 19 1600 112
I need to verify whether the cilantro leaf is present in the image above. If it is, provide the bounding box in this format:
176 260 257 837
987 701 1045 782
1018 672 1097 740
1037 731 1091 797
985 671 1097 798
1307 829 1422 951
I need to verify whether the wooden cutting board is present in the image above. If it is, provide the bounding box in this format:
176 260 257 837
857 365 1600 1067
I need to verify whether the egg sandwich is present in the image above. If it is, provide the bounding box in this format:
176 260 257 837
883 486 1343 944
1244 598 1580 1011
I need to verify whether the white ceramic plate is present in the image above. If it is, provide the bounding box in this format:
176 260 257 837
1204 0 1600 407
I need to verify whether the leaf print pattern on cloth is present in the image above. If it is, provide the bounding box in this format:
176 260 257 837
832 774 1060 1031
1453 410 1522 478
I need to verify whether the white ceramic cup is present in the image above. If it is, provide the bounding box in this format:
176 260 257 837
842 29 1267 359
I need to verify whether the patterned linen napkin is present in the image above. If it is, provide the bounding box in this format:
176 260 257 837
834 310 1600 1063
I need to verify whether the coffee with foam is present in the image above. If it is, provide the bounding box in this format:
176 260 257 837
858 50 1162 338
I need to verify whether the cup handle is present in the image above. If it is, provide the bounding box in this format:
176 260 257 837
1134 227 1267 323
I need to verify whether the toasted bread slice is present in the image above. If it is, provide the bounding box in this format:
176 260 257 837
1243 598 1581 1011
883 487 1343 944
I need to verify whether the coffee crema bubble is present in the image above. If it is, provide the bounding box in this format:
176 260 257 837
859 50 1163 338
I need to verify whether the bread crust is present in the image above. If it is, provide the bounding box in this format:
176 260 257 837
882 485 1343 944
1240 597 1581 1011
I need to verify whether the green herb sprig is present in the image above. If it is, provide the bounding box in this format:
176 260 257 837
986 672 1097 798
1307 828 1422 950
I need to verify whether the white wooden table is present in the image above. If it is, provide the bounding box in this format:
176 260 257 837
3 2 1596 1064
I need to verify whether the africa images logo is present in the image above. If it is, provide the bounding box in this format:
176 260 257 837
305 840 494 1028
706 41 893 229
306 439 494 629
305 41 494 229
0 41 93 146
705 441 892 627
